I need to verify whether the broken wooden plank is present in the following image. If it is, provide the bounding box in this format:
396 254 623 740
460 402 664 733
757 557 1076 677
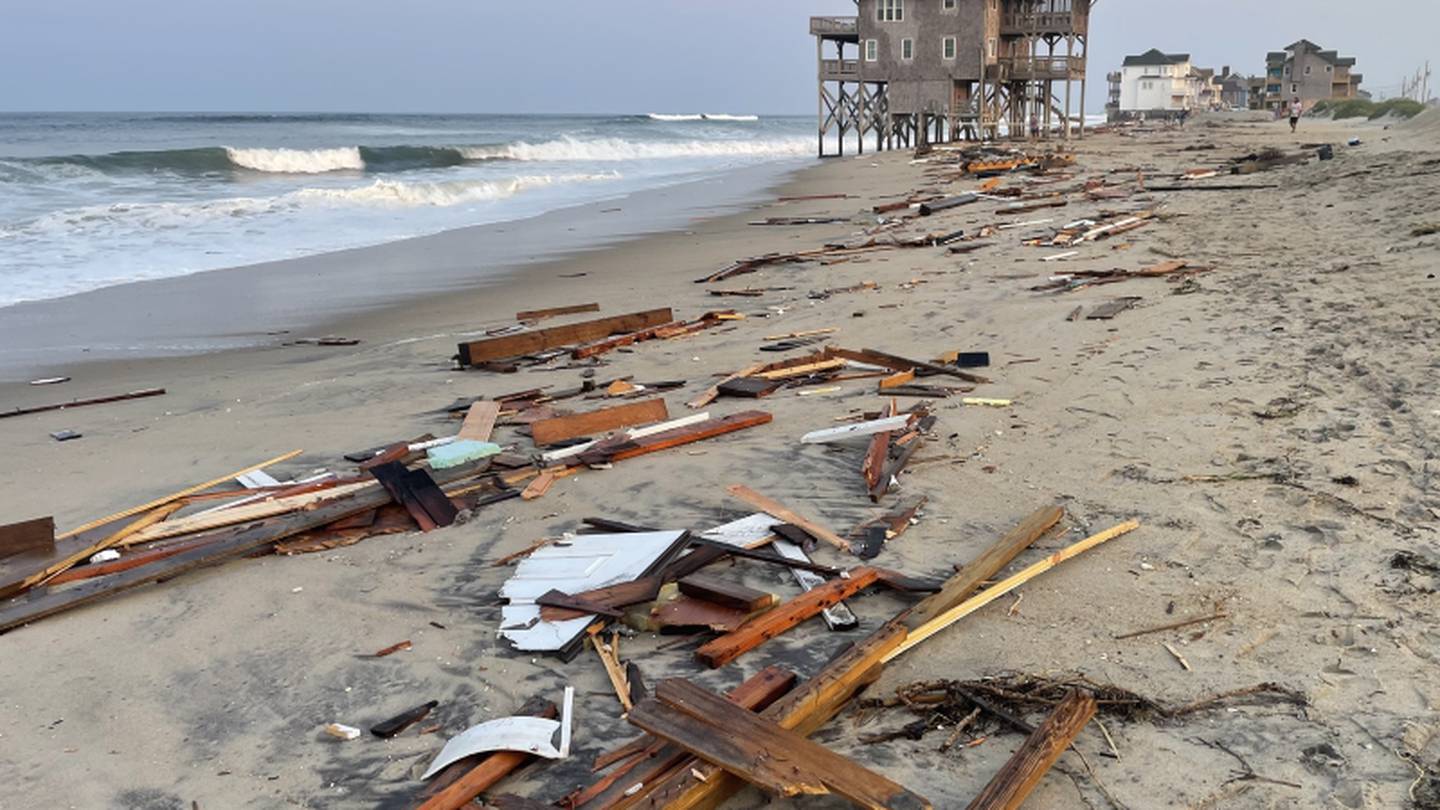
0 387 166 420
752 358 847 381
371 700 438 739
520 470 557 501
850 496 927 560
716 377 782 399
0 517 54 559
688 362 768 409
415 699 559 810
578 411 772 466
531 399 669 447
457 308 674 366
458 401 501 442
1086 297 1142 320
694 568 882 668
369 463 457 531
801 415 911 445
724 484 849 552
631 679 932 808
826 346 991 385
677 574 776 613
965 689 1097 810
0 503 185 599
516 303 600 322
918 193 977 215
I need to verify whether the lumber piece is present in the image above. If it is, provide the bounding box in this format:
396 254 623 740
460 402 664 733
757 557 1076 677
851 496 927 560
44 534 217 586
0 387 166 420
694 568 882 668
1086 297 1142 320
724 484 849 552
918 193 977 215
752 358 847 381
0 517 54 559
369 464 457 531
630 679 932 809
56 450 304 541
457 308 674 366
371 700 438 739
577 411 772 465
571 321 685 359
771 539 859 631
531 399 669 447
116 482 375 546
802 415 911 444
1 502 187 598
517 303 600 322
878 370 916 390
886 519 1140 662
0 463 491 633
416 699 559 810
902 506 1063 631
457 401 501 442
964 689 1097 810
688 362 767 409
826 346 991 385
677 574 776 612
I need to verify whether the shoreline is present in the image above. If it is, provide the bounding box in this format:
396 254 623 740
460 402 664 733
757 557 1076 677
0 157 814 382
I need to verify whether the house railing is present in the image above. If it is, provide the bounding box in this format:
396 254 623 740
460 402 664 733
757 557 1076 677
1000 12 1075 34
999 55 1083 80
810 16 859 37
820 59 862 80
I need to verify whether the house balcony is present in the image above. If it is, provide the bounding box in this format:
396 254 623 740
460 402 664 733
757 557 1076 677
999 55 1084 81
810 16 859 41
1000 12 1076 35
820 58 863 81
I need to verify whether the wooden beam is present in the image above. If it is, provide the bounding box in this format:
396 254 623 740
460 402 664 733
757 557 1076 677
516 302 600 322
724 484 849 552
629 679 932 808
416 700 559 810
825 346 990 385
694 568 882 668
457 401 501 442
530 399 669 447
0 387 166 420
677 574 777 612
578 412 772 466
457 308 674 366
965 690 1097 810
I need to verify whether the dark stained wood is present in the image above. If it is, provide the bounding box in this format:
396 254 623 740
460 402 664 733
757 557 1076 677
716 377 783 398
1 388 166 420
577 411 773 466
850 496 928 560
530 398 669 446
516 302 600 322
536 588 626 619
653 596 751 633
825 346 991 385
457 308 674 366
538 576 664 622
368 462 450 531
370 700 438 739
0 517 54 559
965 690 1097 810
694 568 883 668
631 679 932 809
407 468 459 528
677 574 776 612
571 321 686 359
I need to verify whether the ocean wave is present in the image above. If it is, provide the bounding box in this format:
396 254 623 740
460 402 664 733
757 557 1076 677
292 172 619 206
225 146 365 173
460 136 809 162
647 113 760 122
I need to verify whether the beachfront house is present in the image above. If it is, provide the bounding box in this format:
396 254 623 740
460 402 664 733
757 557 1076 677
1213 66 1253 110
1263 40 1365 110
1115 49 1199 120
811 0 1093 155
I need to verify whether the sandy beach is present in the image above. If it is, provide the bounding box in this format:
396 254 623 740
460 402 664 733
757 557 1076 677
2 110 1439 810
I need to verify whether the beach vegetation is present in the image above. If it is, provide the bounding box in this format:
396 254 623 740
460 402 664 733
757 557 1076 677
1310 98 1425 120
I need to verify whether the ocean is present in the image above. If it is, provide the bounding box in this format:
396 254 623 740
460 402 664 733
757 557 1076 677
0 112 814 308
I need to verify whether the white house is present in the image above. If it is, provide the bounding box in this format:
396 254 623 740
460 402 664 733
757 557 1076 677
1117 49 1199 118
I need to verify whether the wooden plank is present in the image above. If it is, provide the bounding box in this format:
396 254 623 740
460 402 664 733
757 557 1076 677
0 463 489 634
752 359 847 381
724 484 849 552
0 387 166 420
531 399 669 447
369 463 438 531
538 576 663 622
902 505 1063 631
0 517 54 559
56 449 304 540
579 412 772 466
688 362 767 409
652 596 751 633
631 679 932 808
825 346 991 385
1086 297 1142 320
457 308 673 366
406 468 460 528
572 321 686 359
457 401 501 442
0 503 185 599
677 574 776 612
520 470 556 501
118 482 376 546
516 302 599 322
965 690 1097 810
878 369 916 390
694 568 881 668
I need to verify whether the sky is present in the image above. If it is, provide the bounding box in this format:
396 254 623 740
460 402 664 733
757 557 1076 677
1 0 1434 114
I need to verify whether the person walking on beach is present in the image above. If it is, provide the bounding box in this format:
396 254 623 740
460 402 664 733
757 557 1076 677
1288 96 1303 133
1029 113 1040 140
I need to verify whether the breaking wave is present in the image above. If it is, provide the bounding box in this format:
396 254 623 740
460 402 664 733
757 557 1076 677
291 172 619 207
460 136 809 162
647 113 760 122
225 146 364 173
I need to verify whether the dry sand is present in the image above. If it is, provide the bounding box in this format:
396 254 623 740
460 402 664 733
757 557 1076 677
1 110 1438 810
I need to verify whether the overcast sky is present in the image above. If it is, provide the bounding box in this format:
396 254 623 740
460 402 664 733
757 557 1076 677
2 0 1432 114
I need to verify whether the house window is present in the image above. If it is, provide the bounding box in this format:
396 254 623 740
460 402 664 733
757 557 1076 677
1304 65 1311 75
1143 81 1153 90
942 0 957 8
865 39 878 62
901 38 914 61
1291 83 1298 93
1326 65 1332 73
987 38 997 58
943 36 956 60
877 0 904 22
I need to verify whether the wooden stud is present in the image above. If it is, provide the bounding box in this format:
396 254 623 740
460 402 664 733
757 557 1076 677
531 399 670 447
457 309 674 366
694 568 882 668
965 690 1097 810
724 484 849 552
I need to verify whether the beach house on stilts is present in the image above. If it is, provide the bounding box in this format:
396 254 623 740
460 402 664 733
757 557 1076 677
811 0 1092 156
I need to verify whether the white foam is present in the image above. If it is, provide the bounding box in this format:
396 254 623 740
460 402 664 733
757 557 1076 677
225 146 365 173
292 172 619 207
648 113 759 122
460 136 808 162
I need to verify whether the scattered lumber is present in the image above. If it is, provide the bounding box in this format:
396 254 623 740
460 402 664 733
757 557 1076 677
457 401 501 442
964 689 1097 810
687 361 767 409
0 517 54 559
456 308 674 367
802 414 911 445
0 387 166 420
629 679 932 808
371 700 438 739
750 216 846 226
919 193 977 215
724 484 850 552
694 568 882 668
716 377 782 398
369 463 457 531
850 496 926 560
530 398 669 447
576 411 772 466
516 303 600 322
825 346 991 385
677 574 776 612
415 698 559 810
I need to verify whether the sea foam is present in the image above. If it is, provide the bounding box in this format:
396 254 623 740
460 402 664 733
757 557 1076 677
225 146 365 173
460 136 808 162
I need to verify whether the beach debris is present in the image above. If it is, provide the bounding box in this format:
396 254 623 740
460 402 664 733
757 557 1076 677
1 386 165 417
456 308 674 367
677 574 777 613
965 689 1096 810
717 376 783 398
520 470 556 501
1086 297 1143 320
627 679 933 808
456 401 500 442
324 723 362 741
88 549 121 565
590 630 634 712
371 700 438 739
368 462 457 531
0 517 55 559
919 193 978 215
373 640 413 658
802 414 911 444
291 336 361 346
725 484 849 552
516 303 600 322
28 377 69 386
48 430 81 441
749 216 846 226
849 496 926 560
426 440 501 470
963 397 1012 408
530 398 669 446
695 567 885 667
421 687 574 779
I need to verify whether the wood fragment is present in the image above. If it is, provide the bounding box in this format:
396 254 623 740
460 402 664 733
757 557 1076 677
521 470 557 501
458 401 501 442
725 484 849 552
373 640 412 657
964 690 1097 810
677 574 777 612
1114 611 1228 640
415 700 558 810
457 309 674 366
517 303 600 322
1162 642 1192 671
531 399 669 447
694 568 882 668
0 387 166 420
0 517 55 559
826 346 990 385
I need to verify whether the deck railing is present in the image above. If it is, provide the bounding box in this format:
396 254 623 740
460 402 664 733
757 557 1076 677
820 59 862 80
1000 12 1075 34
810 16 859 37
